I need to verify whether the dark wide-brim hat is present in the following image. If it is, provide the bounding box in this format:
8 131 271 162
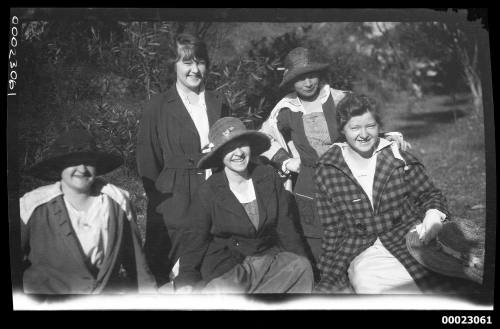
27 128 123 181
279 47 330 89
198 117 270 169
406 218 485 284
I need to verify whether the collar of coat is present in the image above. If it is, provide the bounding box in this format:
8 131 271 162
20 178 133 224
162 85 224 138
318 138 417 173
318 139 423 213
204 163 276 228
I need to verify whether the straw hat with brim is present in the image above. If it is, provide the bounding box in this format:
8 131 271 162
27 128 123 182
406 218 485 284
279 47 330 89
197 117 270 170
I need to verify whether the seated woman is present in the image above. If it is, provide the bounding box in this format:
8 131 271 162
20 128 156 294
314 93 450 294
173 117 314 293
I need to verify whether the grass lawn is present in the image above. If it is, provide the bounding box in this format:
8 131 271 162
381 92 486 228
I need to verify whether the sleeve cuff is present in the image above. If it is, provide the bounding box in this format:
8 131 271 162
426 208 448 223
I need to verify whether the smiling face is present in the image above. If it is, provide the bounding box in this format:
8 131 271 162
342 111 380 158
293 71 321 100
175 56 207 93
60 164 96 194
222 140 251 176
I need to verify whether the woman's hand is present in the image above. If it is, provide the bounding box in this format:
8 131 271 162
284 157 301 173
385 132 412 151
415 209 446 245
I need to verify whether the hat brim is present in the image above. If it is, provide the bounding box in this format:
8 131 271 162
197 131 271 169
406 230 483 284
27 151 123 181
279 63 330 89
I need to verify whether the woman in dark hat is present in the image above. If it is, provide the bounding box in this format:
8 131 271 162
260 47 410 274
136 33 231 286
20 128 156 294
173 117 313 293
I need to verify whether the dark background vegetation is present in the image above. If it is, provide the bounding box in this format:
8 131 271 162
10 10 491 266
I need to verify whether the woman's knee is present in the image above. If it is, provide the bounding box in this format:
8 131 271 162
282 252 313 275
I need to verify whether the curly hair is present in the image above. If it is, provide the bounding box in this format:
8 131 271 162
336 92 382 132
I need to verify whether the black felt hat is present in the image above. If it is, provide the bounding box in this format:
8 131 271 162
27 128 123 181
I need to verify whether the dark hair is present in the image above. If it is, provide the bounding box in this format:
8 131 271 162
172 33 210 68
336 93 382 131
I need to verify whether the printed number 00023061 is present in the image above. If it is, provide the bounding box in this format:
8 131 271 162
441 316 492 325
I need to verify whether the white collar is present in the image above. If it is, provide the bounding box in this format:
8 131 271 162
20 181 133 224
176 82 206 106
333 138 405 163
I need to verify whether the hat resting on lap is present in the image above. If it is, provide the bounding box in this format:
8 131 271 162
406 217 485 284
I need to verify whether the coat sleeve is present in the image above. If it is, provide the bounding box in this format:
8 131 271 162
260 108 294 166
403 152 450 219
128 204 158 293
274 172 307 257
136 96 164 198
314 165 351 292
173 189 212 289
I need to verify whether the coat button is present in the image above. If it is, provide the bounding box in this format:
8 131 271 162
233 239 240 247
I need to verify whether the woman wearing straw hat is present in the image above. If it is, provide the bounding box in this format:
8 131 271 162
136 33 230 286
173 117 313 293
20 128 156 294
260 47 409 272
314 93 453 294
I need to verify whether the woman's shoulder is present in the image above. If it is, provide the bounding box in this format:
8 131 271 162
317 144 344 166
20 182 63 224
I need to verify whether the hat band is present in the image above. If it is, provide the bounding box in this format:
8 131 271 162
436 236 482 269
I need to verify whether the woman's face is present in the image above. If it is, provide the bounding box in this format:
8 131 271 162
61 164 96 193
342 111 380 158
175 56 207 92
222 140 251 175
293 71 321 100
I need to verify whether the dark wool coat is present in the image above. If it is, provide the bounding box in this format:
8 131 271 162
314 143 450 293
136 86 230 283
174 164 307 289
20 180 156 294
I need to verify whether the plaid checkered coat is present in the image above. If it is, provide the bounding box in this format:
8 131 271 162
314 142 450 293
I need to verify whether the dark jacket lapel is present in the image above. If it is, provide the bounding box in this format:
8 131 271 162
205 90 223 126
322 93 342 143
211 170 251 221
50 196 93 275
95 197 122 285
164 86 200 138
372 147 405 213
210 164 274 233
251 166 274 231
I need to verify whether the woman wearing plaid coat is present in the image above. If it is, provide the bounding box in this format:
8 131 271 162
314 93 450 294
